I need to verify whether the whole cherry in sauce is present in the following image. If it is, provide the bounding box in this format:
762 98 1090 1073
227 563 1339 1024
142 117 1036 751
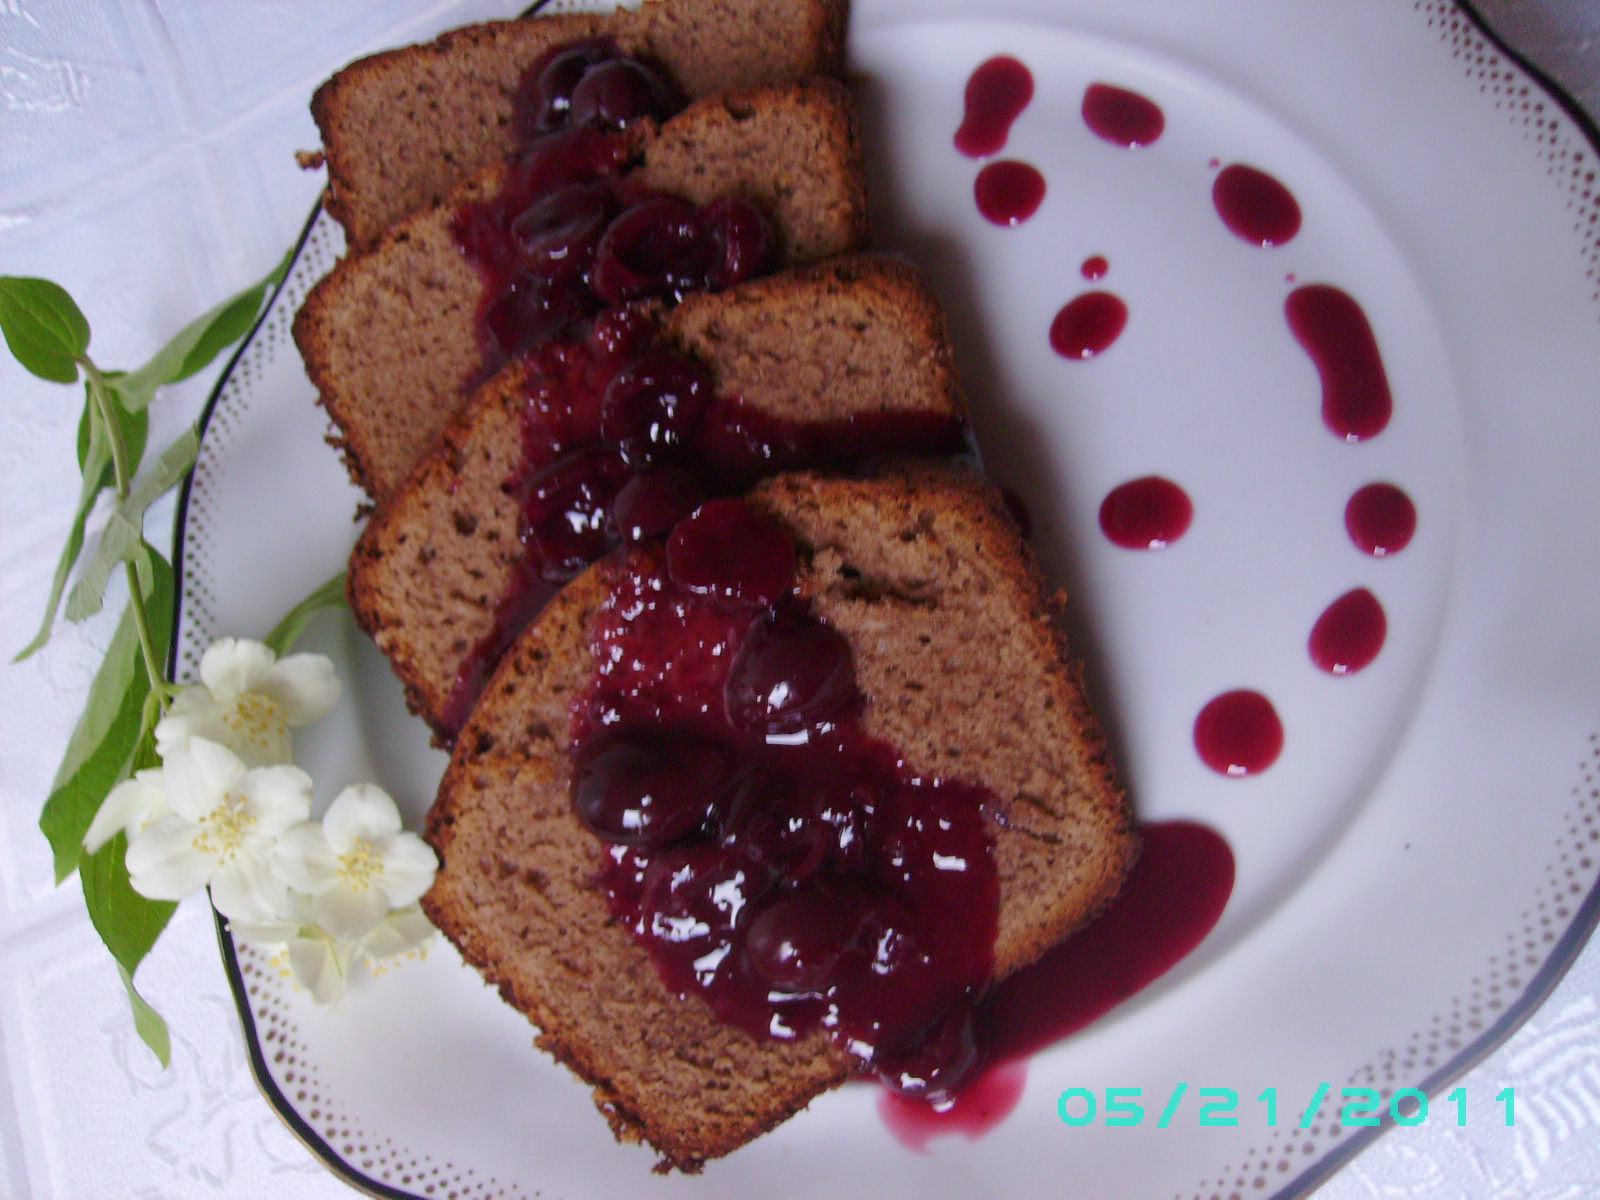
569 58 680 130
611 467 706 542
508 182 616 281
520 445 631 581
745 878 875 991
514 39 617 139
600 350 714 467
725 607 860 736
573 733 732 848
666 498 797 609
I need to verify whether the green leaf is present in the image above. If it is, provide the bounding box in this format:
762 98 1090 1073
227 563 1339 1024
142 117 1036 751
82 831 176 1067
0 276 90 383
78 374 147 487
264 571 349 656
83 831 176 976
15 400 114 662
115 249 292 412
118 962 172 1068
40 550 173 882
65 426 197 624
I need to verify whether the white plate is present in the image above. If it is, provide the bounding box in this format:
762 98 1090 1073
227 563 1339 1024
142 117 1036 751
176 1 1600 1196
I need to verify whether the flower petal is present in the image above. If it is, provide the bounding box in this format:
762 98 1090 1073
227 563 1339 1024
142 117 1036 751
360 906 436 961
241 764 314 836
313 882 390 941
260 654 341 726
210 852 289 924
228 916 301 945
85 770 168 854
323 783 402 852
199 638 276 701
272 822 341 895
161 738 245 821
153 690 221 760
125 816 214 900
377 833 438 908
287 936 349 1006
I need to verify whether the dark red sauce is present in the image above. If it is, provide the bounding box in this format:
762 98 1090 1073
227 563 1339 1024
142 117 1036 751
1081 83 1164 148
879 1061 1028 1147
1285 285 1393 442
452 41 775 377
1194 690 1283 776
438 318 968 738
1345 482 1416 557
1099 476 1192 550
573 505 999 1101
1212 163 1301 248
1309 587 1386 676
884 821 1235 1142
974 160 1046 226
1080 255 1109 281
955 57 1034 158
1050 291 1127 359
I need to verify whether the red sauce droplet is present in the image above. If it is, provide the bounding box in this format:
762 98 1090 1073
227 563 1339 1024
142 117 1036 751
1049 291 1127 359
1212 163 1301 247
974 160 1045 226
1194 690 1283 776
1080 255 1109 281
1081 82 1164 148
1309 588 1386 675
1098 476 1192 550
1285 285 1393 441
979 821 1234 1061
1345 482 1416 556
878 1061 1028 1149
954 56 1034 158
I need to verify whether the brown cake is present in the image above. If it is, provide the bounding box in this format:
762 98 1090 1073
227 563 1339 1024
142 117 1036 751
314 0 849 250
348 256 965 738
422 468 1137 1170
295 77 869 501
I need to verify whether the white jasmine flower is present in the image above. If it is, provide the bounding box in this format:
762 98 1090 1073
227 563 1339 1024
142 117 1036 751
155 638 339 768
272 784 438 941
125 738 313 923
84 768 170 854
232 902 436 1007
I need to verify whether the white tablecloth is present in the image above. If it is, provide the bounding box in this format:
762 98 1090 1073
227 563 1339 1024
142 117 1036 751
2 2 1597 1196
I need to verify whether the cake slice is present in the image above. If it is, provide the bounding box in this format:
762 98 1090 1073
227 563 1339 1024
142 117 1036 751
348 256 966 741
422 468 1137 1169
295 77 868 501
314 0 849 250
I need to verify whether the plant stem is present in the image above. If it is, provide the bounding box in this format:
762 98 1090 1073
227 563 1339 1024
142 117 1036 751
82 359 171 709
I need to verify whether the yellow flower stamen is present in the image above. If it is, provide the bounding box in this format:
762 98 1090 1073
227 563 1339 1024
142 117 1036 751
222 693 288 750
190 792 257 863
337 838 383 891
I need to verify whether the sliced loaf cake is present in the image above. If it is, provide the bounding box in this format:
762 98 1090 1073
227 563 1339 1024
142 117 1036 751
422 468 1137 1169
314 0 849 249
295 77 868 501
348 256 965 740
